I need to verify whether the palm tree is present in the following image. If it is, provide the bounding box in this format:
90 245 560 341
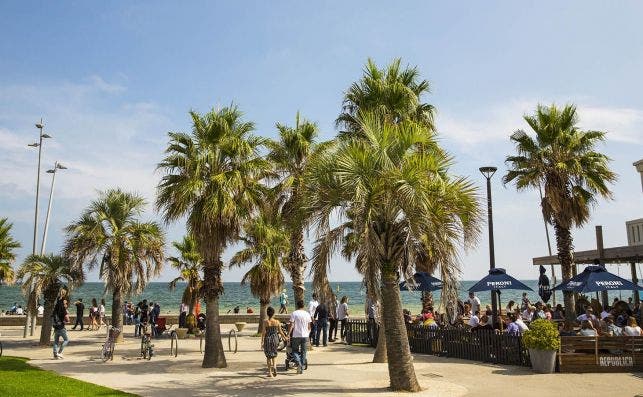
0 217 21 285
267 113 326 305
336 58 436 135
307 112 481 391
17 254 83 345
156 106 268 368
503 104 616 321
168 235 202 316
230 199 289 335
64 189 165 341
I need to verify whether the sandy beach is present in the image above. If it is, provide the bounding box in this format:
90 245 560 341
1 324 641 397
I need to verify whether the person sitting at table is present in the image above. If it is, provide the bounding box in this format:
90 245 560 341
472 315 493 332
623 316 643 336
504 315 521 336
576 307 597 323
468 310 480 328
552 304 564 320
533 302 546 320
559 320 576 337
579 320 597 336
505 300 516 314
543 306 552 320
522 306 534 322
602 316 622 336
515 314 529 333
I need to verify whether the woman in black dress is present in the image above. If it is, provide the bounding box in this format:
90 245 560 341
261 306 288 377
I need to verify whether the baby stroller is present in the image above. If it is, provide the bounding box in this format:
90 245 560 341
284 338 308 370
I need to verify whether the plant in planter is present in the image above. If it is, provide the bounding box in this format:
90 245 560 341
185 313 197 334
522 319 560 373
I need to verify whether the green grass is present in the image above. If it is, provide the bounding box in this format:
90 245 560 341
0 356 137 397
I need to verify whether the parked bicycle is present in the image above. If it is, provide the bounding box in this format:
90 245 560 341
140 323 154 360
101 326 120 362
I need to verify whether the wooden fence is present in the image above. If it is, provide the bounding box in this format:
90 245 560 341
558 336 643 372
346 319 530 367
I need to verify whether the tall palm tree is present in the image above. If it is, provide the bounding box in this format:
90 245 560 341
168 235 202 316
267 113 326 305
336 58 436 135
157 106 268 368
0 217 21 285
503 104 616 320
17 254 83 345
230 199 289 335
307 112 481 391
64 189 165 341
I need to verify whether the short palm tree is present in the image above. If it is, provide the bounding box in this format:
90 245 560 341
503 104 616 320
336 58 436 135
64 189 165 341
157 106 268 368
168 235 202 316
230 199 289 335
267 113 326 305
0 217 21 285
17 254 83 345
307 112 481 392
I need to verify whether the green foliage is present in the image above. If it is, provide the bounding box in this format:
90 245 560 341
0 217 21 285
0 356 135 396
522 319 561 351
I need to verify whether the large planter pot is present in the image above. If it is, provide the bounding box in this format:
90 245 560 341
529 348 556 374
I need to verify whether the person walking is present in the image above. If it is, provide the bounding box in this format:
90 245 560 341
328 294 338 342
337 296 349 343
279 289 289 314
314 300 329 347
307 293 319 344
261 306 289 377
89 298 99 331
71 298 85 331
289 300 312 374
365 296 377 346
99 299 106 328
52 298 70 359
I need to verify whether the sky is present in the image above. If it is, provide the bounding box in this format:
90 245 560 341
1 1 642 283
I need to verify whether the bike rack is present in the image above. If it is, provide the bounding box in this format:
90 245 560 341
228 329 238 353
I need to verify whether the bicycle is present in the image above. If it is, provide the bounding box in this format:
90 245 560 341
101 326 120 362
140 323 154 360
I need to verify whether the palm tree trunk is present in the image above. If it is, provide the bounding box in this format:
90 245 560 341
421 291 433 312
39 286 58 345
202 261 226 368
554 220 576 321
258 299 269 336
111 288 124 342
380 267 421 392
289 227 307 305
372 319 387 363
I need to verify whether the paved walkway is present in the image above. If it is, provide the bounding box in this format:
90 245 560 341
1 325 642 396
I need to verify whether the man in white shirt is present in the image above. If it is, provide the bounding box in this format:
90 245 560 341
289 300 312 374
308 293 319 344
576 308 597 322
466 292 481 315
514 316 529 333
468 311 480 328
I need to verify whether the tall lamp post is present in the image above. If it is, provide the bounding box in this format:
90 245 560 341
25 119 52 337
41 162 67 254
479 166 498 326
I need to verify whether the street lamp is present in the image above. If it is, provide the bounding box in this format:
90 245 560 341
41 162 67 254
479 166 498 326
24 119 52 337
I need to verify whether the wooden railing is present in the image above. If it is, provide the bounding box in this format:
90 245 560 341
559 336 643 372
346 320 530 367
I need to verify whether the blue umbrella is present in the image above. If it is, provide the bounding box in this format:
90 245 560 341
399 272 443 292
468 268 533 292
552 265 643 293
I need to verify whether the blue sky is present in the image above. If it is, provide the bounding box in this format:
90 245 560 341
1 1 642 283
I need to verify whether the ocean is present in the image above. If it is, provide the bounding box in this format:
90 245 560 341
0 281 635 316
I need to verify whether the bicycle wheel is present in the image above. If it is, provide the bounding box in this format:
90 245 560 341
170 332 178 357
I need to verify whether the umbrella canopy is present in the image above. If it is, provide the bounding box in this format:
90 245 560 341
552 265 643 293
468 268 533 292
399 272 443 292
538 265 552 303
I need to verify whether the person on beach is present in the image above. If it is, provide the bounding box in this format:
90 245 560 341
308 293 319 344
279 289 288 314
289 300 312 374
328 294 338 342
52 298 70 359
71 298 84 331
99 298 106 327
314 300 329 347
261 306 289 377
337 296 349 343
466 292 480 315
89 298 98 331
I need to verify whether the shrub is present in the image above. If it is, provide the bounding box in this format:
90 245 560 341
522 319 560 351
